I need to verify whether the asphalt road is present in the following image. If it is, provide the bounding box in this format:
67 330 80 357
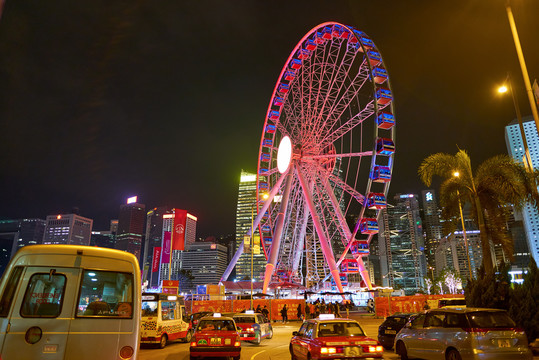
138 313 400 360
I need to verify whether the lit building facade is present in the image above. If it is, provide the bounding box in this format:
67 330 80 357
435 230 482 284
505 115 539 265
378 194 427 295
158 209 197 283
420 190 443 274
181 243 228 291
115 196 145 262
0 218 46 276
143 206 174 287
235 170 266 281
43 214 93 245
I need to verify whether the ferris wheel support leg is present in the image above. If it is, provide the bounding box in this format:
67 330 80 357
220 171 289 282
296 165 345 298
354 256 373 290
262 168 294 294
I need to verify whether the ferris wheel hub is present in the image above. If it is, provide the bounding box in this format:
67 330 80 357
277 136 292 173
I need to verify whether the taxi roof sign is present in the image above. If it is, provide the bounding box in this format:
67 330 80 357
245 310 255 314
319 314 335 320
213 313 221 317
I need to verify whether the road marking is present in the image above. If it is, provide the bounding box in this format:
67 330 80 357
251 349 266 360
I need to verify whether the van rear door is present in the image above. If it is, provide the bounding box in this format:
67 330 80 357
0 266 80 360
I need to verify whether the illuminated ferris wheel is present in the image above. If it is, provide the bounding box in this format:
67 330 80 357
254 22 396 294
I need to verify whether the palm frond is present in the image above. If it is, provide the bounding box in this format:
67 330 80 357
418 153 458 187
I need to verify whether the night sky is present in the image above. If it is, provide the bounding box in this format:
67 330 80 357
1 1 539 237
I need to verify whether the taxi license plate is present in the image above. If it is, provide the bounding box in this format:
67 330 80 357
210 338 221 345
344 346 362 356
385 330 397 334
498 339 511 347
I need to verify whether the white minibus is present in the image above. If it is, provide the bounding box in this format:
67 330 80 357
0 245 141 360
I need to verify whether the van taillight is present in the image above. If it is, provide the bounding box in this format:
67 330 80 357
119 346 134 359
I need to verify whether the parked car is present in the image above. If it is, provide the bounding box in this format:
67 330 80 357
394 308 533 360
232 311 273 345
189 313 241 360
290 314 383 359
377 313 416 350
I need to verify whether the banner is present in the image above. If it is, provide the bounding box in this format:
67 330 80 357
161 231 171 264
172 209 187 251
152 247 161 272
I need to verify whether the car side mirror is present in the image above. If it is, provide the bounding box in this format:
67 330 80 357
237 326 242 331
292 331 298 336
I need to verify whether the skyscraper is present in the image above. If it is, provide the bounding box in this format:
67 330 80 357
435 230 482 284
143 206 174 287
420 190 443 272
235 170 266 281
181 242 228 291
378 194 427 295
0 218 46 276
115 196 145 262
43 214 93 245
505 115 539 265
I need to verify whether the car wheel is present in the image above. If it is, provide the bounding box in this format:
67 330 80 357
159 334 168 349
233 356 241 360
184 330 193 343
396 341 408 360
446 349 462 360
267 327 273 339
189 355 197 360
254 330 261 345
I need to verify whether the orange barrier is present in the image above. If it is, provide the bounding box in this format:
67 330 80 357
186 299 306 322
374 294 464 317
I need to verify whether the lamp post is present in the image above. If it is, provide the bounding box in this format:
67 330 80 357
453 172 473 279
504 1 539 138
250 193 269 310
498 74 533 170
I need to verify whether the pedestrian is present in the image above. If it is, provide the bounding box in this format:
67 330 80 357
334 302 341 318
262 305 270 320
367 299 374 314
423 300 430 310
256 304 262 313
280 304 288 323
297 303 303 321
305 303 311 319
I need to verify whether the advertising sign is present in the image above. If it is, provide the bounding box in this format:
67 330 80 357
172 209 187 251
161 231 171 264
152 247 161 272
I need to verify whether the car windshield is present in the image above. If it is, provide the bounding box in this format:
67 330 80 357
468 311 515 328
141 301 158 317
318 322 365 337
197 319 236 331
440 299 466 307
233 316 255 323
387 316 407 325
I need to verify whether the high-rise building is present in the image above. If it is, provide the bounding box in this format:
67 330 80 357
0 218 46 276
43 214 93 245
235 170 266 281
115 196 145 262
435 230 482 285
378 194 427 295
181 242 228 291
505 115 539 265
420 190 443 273
158 209 197 284
143 206 174 287
90 230 116 249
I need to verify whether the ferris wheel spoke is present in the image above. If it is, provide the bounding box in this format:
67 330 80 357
319 99 376 148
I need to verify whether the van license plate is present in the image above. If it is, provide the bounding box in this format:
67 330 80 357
344 346 362 356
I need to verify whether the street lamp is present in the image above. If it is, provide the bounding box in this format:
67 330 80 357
504 1 539 138
453 172 473 279
498 74 533 170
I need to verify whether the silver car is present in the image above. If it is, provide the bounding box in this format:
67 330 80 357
394 307 532 360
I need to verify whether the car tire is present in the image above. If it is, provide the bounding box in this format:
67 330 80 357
189 355 197 360
254 330 261 345
159 334 168 349
233 356 240 360
267 327 273 339
396 341 408 360
446 349 462 360
184 330 193 343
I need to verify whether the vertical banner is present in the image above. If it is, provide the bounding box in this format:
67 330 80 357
244 235 250 251
253 235 260 254
172 209 187 251
152 247 161 272
161 231 171 264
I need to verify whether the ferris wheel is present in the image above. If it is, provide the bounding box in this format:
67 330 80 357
254 22 396 294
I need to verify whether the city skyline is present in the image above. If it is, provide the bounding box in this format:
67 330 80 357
1 1 539 237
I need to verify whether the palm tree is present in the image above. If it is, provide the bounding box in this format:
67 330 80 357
418 149 539 274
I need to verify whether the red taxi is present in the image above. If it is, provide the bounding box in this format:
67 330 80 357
290 315 383 360
189 313 241 360
233 311 273 345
